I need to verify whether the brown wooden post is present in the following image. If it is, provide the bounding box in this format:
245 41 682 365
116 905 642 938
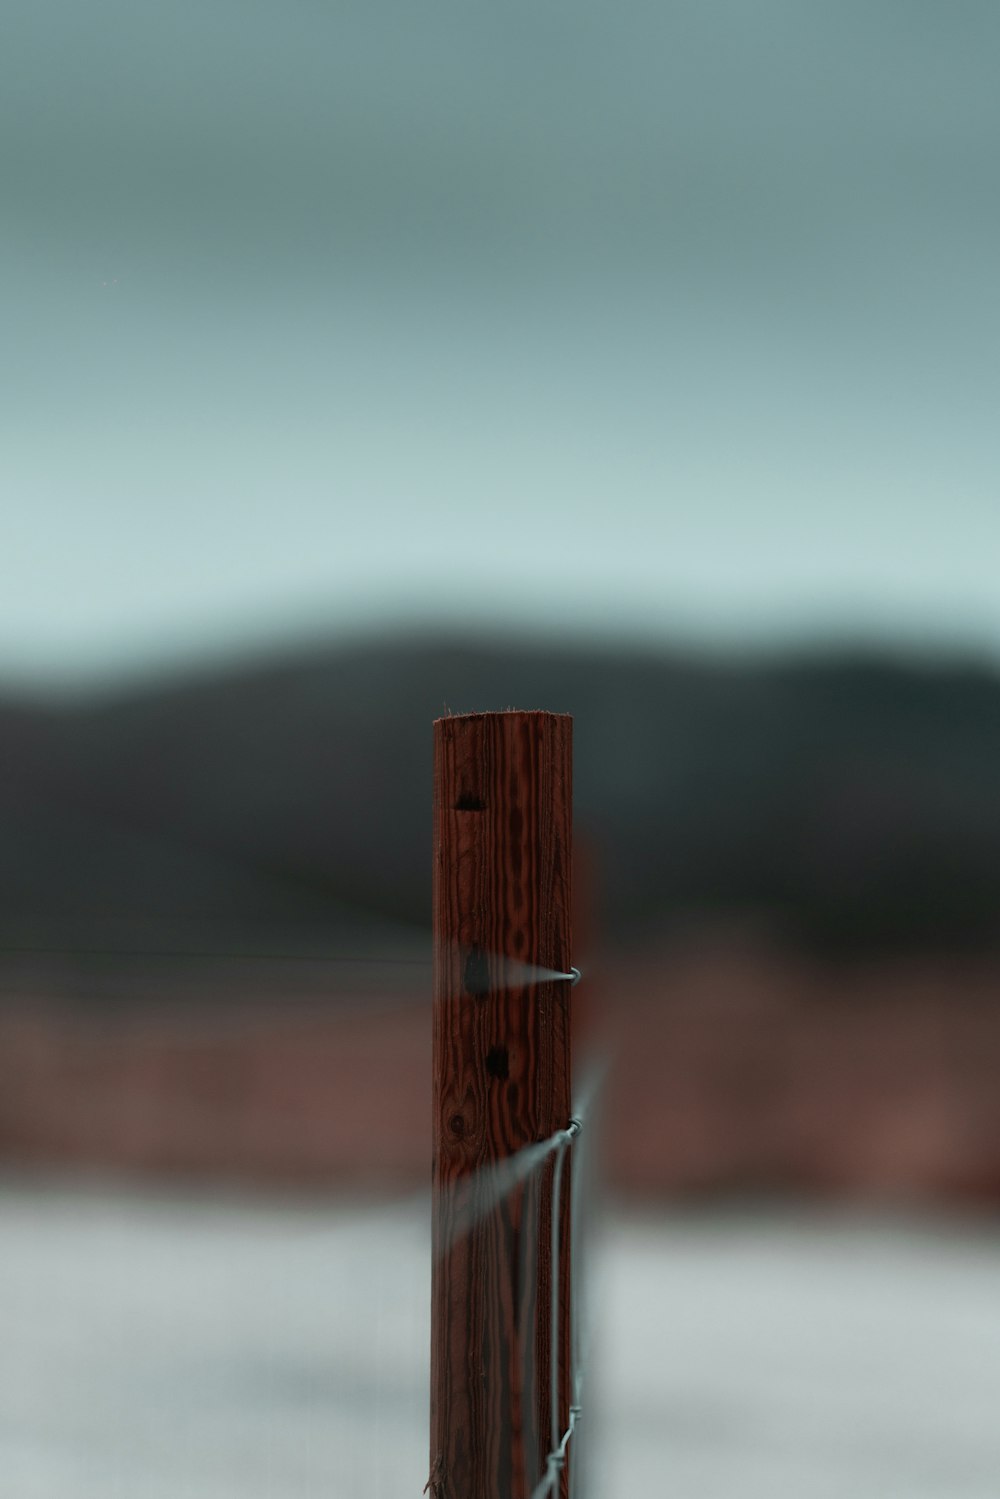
430 711 573 1499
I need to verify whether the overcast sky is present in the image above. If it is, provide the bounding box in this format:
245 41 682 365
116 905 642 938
4 0 1000 687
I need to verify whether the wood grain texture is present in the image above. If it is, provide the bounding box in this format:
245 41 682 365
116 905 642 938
430 712 573 1499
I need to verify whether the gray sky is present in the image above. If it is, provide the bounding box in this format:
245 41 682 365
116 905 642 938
4 0 1000 686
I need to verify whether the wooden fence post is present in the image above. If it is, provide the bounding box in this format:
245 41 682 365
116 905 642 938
430 711 573 1499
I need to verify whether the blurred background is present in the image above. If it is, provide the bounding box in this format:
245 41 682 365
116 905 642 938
3 1 1000 1494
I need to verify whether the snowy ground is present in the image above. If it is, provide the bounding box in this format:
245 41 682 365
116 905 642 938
1 1181 998 1498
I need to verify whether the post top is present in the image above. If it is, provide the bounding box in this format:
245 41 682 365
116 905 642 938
434 709 572 727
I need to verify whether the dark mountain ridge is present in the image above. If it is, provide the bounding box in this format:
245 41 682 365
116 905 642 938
2 633 1000 971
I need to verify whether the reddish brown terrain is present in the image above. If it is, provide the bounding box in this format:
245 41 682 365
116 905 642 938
3 938 998 1206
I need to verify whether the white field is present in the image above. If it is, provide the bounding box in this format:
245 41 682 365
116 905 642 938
1 1182 998 1498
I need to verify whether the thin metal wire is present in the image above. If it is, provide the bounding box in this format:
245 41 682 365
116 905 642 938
436 1102 591 1254
568 1124 587 1499
540 1113 584 1496
550 1137 569 1456
519 1164 542 1499
544 1058 602 1495
436 1049 601 1494
0 944 430 966
0 945 588 983
531 1401 582 1498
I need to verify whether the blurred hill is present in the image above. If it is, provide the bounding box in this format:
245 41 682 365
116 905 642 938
2 633 999 967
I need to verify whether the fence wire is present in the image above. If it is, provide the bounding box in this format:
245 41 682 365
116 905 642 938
533 1116 583 1499
487 1062 603 1499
